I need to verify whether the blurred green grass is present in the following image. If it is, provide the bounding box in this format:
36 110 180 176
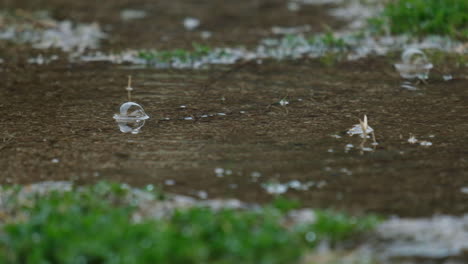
382 0 468 39
0 182 380 264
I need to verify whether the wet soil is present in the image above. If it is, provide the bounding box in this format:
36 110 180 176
1 0 467 217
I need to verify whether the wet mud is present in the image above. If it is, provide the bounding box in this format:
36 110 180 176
1 0 467 217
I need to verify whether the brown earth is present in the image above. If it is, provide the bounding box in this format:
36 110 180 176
0 0 467 217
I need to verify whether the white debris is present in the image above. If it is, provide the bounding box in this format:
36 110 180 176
251 171 262 178
183 17 200 31
271 25 311 35
401 82 418 91
408 135 418 144
164 179 175 186
0 12 106 54
347 124 374 137
376 215 468 259
287 2 300 11
196 190 208 199
200 31 212 39
51 158 60 163
214 167 224 177
419 141 432 147
347 116 374 138
340 168 353 176
279 99 289 106
443 75 453 81
120 9 147 21
75 33 462 69
461 187 468 194
262 182 289 195
34 21 106 53
345 144 354 153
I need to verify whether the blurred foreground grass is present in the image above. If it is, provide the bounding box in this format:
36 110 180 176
382 0 468 39
0 182 379 264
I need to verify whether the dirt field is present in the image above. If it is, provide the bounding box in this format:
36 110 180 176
1 0 467 217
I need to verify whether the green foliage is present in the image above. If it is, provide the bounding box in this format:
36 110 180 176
271 197 301 213
308 211 381 244
0 182 381 264
382 0 468 39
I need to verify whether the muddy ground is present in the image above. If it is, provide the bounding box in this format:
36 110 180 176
0 0 467 217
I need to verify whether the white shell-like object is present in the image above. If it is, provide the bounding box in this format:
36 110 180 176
347 124 374 138
394 48 433 80
113 102 149 134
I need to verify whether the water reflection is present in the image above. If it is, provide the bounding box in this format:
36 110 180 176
113 102 149 134
395 48 433 80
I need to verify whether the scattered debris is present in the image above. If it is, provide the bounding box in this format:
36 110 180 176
419 141 432 147
408 135 418 144
347 115 375 140
0 11 106 54
271 25 311 35
279 98 289 106
262 180 319 194
183 17 200 31
164 179 175 186
443 74 453 81
376 215 468 259
120 9 147 21
401 81 418 91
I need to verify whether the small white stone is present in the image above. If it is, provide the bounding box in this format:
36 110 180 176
408 135 418 144
183 17 200 31
279 99 289 106
164 179 175 186
419 141 432 147
196 190 208 199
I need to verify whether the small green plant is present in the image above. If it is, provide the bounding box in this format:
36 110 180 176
382 0 468 39
308 32 349 50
